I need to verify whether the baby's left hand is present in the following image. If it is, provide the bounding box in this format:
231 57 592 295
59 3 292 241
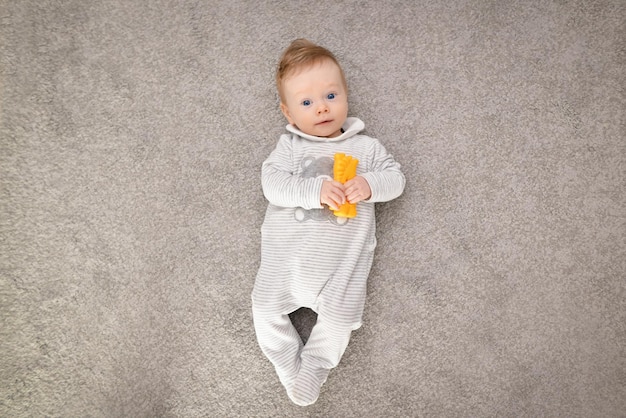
344 176 371 204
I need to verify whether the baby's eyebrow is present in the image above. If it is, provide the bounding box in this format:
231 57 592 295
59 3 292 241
324 82 341 90
293 83 341 97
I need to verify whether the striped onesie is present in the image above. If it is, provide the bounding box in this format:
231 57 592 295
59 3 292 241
252 117 405 405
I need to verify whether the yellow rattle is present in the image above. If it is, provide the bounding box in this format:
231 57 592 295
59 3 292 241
333 153 359 218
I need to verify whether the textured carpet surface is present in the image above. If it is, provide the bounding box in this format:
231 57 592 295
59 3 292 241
1 1 624 417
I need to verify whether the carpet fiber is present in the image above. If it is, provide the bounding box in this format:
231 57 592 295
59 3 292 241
1 1 624 416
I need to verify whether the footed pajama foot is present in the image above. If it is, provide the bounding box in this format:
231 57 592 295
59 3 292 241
276 356 301 395
287 365 330 406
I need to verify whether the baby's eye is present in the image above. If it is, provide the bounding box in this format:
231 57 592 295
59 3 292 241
301 99 312 107
327 93 335 100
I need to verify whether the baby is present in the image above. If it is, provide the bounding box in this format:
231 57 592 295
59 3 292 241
252 39 405 406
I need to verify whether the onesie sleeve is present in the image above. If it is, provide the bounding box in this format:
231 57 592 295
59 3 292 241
261 134 325 209
360 140 406 203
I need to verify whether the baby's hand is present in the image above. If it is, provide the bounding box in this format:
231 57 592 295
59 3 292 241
320 180 346 211
344 176 371 204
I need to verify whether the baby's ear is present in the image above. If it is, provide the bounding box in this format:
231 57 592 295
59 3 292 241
280 103 294 124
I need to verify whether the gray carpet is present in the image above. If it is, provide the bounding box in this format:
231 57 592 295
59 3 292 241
1 1 624 416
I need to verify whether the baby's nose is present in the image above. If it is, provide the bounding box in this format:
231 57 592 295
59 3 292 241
316 104 329 114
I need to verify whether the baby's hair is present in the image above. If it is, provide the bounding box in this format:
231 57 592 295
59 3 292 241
276 39 347 103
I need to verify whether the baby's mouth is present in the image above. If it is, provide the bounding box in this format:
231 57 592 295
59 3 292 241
316 119 333 125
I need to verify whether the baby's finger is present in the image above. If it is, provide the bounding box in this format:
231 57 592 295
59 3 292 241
332 181 346 193
338 188 347 204
328 198 341 211
332 190 346 206
329 186 345 205
323 192 342 210
344 178 358 188
346 190 361 204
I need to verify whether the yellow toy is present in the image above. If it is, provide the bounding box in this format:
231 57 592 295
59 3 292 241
333 153 359 218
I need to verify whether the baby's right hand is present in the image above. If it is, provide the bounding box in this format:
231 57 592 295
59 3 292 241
320 180 345 211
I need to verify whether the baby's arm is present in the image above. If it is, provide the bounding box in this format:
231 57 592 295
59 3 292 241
359 141 406 203
261 136 326 209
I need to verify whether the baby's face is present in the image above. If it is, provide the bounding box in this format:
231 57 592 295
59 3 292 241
280 60 348 138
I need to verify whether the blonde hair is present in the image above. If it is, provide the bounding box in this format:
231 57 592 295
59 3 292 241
276 39 347 102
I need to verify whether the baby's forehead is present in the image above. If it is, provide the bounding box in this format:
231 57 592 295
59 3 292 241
285 58 341 80
283 62 347 94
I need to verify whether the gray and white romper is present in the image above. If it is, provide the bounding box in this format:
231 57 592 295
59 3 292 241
252 117 405 403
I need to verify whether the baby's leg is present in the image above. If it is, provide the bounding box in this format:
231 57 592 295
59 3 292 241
288 315 352 406
252 309 303 390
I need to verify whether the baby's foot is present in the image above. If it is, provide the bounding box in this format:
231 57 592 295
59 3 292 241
287 365 330 406
277 357 301 393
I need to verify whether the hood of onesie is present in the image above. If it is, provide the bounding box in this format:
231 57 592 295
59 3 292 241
285 117 365 142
